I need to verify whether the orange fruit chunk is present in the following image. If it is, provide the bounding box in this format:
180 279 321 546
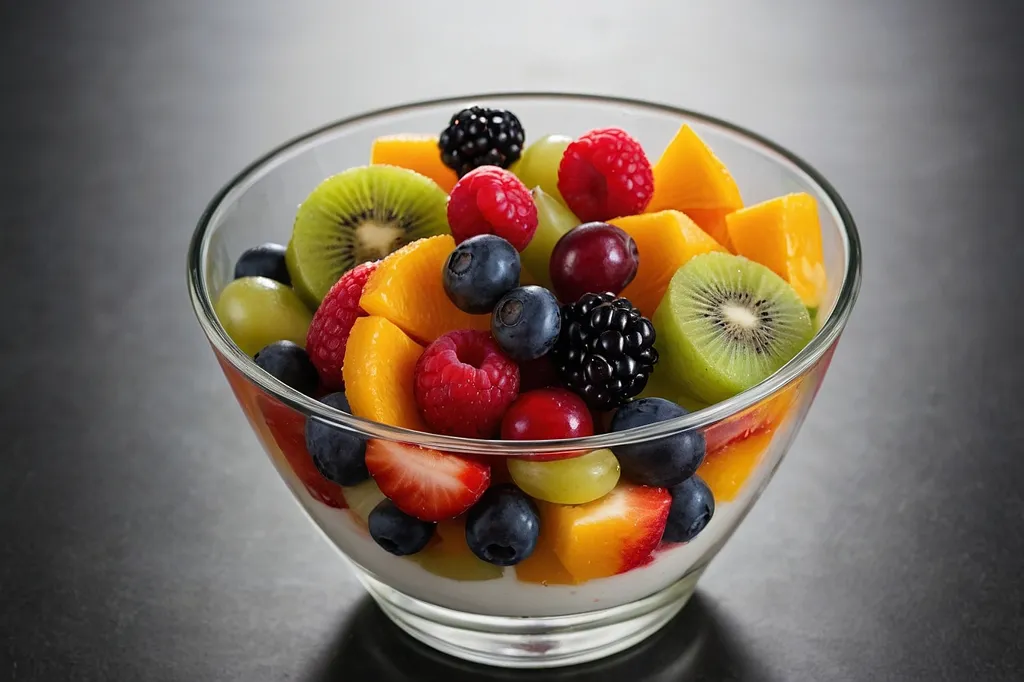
610 210 726 318
685 208 735 252
540 483 671 583
370 135 458 193
725 193 828 309
697 428 775 502
704 380 800 454
647 124 743 213
413 518 503 581
514 520 579 586
359 235 491 343
342 316 426 430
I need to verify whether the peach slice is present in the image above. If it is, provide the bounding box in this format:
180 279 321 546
370 135 458 193
610 210 726 318
697 428 775 502
541 483 671 583
725 193 828 309
514 522 579 586
342 316 426 430
647 124 743 213
359 235 491 343
685 208 736 252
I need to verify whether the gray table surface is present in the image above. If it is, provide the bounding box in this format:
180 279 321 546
2 0 1022 680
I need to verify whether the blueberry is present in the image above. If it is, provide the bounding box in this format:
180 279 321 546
443 235 521 314
491 286 561 361
253 340 319 396
234 243 291 285
305 392 369 486
368 500 436 556
663 476 715 543
465 484 540 566
610 398 706 487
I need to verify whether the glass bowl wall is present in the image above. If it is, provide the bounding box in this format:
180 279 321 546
188 94 860 668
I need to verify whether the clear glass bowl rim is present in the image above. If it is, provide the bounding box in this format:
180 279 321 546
187 92 862 455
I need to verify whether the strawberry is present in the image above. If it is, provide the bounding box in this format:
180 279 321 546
704 383 797 454
257 396 347 509
365 440 491 522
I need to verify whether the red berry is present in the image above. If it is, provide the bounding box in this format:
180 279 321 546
257 396 347 509
447 166 538 251
414 330 520 438
365 440 491 522
557 128 653 222
549 222 639 303
306 261 379 390
704 400 778 454
501 388 594 441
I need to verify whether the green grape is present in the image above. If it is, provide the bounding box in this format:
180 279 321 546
521 188 580 289
513 134 572 203
342 479 386 525
214 276 313 356
508 449 621 505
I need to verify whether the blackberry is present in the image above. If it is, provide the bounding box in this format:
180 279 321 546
552 293 659 410
439 106 525 177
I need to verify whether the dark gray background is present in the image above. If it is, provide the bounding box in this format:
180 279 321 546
2 0 1022 680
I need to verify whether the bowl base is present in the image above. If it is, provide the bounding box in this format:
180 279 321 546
357 568 704 669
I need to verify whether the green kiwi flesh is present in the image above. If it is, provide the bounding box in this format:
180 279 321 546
653 252 814 404
286 165 450 307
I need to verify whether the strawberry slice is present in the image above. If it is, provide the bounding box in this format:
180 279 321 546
365 440 491 522
704 382 798 454
257 396 348 509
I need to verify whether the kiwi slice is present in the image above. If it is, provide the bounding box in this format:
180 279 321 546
286 165 450 307
653 252 814 404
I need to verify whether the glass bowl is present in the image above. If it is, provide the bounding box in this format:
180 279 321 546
187 93 861 669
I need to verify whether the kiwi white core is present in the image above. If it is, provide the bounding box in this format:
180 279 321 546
357 222 406 261
721 303 758 329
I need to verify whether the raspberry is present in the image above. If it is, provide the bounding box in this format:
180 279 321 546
557 128 654 222
305 261 379 390
446 166 538 252
414 330 520 438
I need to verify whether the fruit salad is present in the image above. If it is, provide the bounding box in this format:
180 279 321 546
214 104 828 608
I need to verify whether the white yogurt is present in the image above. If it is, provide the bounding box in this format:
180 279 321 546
269 454 760 618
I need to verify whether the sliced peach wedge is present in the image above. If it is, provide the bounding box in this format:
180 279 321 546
538 482 671 583
342 316 426 430
359 235 491 344
370 135 458 193
697 428 775 503
514 522 579 586
725 193 828 310
647 124 744 214
644 124 745 251
610 210 726 318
